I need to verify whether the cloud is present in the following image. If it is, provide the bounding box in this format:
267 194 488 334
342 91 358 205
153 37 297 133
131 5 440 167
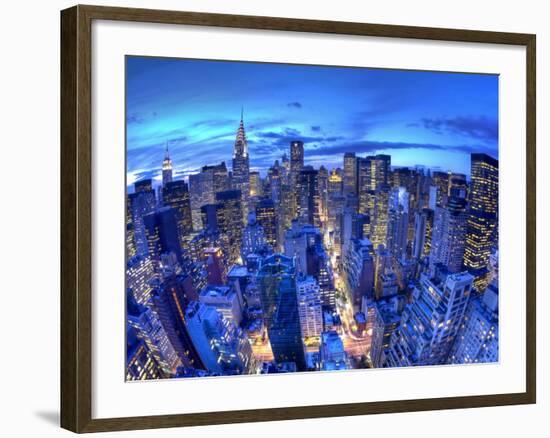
421 116 498 143
254 128 343 146
127 111 158 125
287 101 302 109
127 113 146 125
307 139 497 158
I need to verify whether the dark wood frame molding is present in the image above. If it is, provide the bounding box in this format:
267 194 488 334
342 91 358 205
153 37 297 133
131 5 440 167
60 4 536 433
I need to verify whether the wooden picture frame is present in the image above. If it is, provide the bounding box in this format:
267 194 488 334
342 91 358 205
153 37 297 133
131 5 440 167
60 4 536 433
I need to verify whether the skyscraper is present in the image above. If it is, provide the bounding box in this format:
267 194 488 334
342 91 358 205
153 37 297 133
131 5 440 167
431 171 449 207
152 278 205 369
257 254 306 371
249 171 262 197
162 180 193 246
162 143 173 187
358 156 372 214
370 154 391 190
342 238 375 309
296 276 323 339
385 268 473 367
343 152 358 195
189 170 215 231
126 255 156 305
289 140 304 186
129 179 156 256
256 198 278 250
232 110 250 220
126 327 167 380
370 185 391 249
448 280 499 364
297 166 320 227
127 293 181 375
387 204 409 259
463 153 499 290
215 189 243 264
412 208 434 260
430 195 468 273
143 207 184 268
241 212 268 258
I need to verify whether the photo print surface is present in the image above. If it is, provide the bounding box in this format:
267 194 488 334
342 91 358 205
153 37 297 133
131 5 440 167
125 56 499 380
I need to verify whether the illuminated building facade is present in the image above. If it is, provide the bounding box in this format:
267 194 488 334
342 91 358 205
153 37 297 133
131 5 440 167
463 153 499 291
162 180 193 246
232 111 250 220
296 276 323 339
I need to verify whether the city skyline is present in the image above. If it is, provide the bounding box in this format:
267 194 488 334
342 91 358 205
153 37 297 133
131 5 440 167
127 56 498 187
125 57 499 381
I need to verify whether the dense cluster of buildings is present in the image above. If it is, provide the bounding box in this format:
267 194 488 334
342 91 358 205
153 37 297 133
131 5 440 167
126 112 499 380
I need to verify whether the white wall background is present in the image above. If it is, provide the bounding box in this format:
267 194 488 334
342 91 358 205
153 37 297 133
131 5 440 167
0 0 546 436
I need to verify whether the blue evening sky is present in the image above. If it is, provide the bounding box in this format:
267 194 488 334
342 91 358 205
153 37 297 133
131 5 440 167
126 56 498 186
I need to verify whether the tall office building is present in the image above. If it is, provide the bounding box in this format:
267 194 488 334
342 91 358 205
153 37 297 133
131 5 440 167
126 327 167 380
449 172 468 199
463 153 499 290
431 171 449 207
430 195 468 273
289 141 304 185
358 156 372 214
162 143 173 187
126 255 156 305
189 170 215 231
328 169 343 196
255 198 278 250
342 238 375 309
232 110 250 220
129 179 156 256
370 185 391 249
317 165 329 225
296 276 323 339
162 180 193 246
203 247 227 285
297 166 320 227
368 300 402 367
370 154 391 190
343 152 358 195
127 294 181 375
143 207 184 268
448 280 499 364
205 162 230 194
385 267 473 367
387 204 409 259
249 171 262 197
257 254 307 371
289 140 305 220
152 278 205 369
241 212 268 258
412 208 434 260
215 190 244 264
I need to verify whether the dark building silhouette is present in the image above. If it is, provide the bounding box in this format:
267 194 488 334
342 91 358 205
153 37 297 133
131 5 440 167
162 180 193 246
257 254 306 371
144 207 183 267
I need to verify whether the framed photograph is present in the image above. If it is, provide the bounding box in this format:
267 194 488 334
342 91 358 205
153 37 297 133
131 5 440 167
60 4 536 433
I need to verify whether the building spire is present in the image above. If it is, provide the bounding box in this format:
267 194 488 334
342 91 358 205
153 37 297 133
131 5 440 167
234 108 248 157
162 141 173 186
